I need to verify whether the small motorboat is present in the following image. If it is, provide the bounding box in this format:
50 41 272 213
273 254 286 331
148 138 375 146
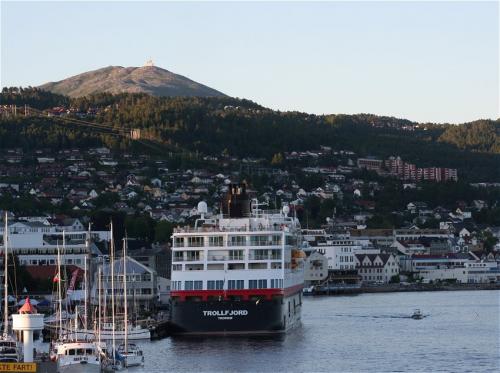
411 309 423 319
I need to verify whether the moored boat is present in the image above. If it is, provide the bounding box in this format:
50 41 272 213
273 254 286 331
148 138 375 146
0 213 23 362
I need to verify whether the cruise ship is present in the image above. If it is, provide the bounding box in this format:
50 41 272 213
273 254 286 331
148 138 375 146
170 184 305 335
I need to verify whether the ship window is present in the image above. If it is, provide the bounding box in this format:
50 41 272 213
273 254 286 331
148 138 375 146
228 280 235 289
86 349 93 355
172 264 182 271
229 250 244 260
173 251 184 261
285 236 297 246
185 281 194 290
258 279 267 289
237 280 244 289
208 280 223 290
229 236 246 246
188 236 204 247
209 236 224 247
193 281 203 290
252 249 268 260
174 237 184 247
270 249 282 260
272 235 282 245
251 235 271 246
249 280 258 289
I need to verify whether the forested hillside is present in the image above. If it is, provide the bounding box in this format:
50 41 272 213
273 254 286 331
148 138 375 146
438 120 500 153
1 87 499 181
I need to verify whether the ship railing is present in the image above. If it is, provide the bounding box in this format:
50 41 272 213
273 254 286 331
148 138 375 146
207 255 246 261
173 225 291 233
249 255 282 260
172 256 203 262
207 255 226 261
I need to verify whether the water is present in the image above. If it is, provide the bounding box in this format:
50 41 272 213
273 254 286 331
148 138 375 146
42 290 500 372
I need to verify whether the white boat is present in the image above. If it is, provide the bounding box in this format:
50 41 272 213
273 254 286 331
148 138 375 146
0 337 22 362
411 309 423 319
53 231 103 373
56 341 101 373
117 342 144 367
0 213 23 362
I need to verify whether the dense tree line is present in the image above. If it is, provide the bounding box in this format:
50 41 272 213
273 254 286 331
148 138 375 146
1 89 499 181
438 120 500 153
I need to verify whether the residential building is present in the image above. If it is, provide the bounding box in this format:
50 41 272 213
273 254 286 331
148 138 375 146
355 253 400 283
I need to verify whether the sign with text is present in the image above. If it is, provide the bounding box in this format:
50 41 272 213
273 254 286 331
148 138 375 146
0 363 36 372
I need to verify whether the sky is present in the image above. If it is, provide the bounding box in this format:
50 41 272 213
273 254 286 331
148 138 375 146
1 1 498 124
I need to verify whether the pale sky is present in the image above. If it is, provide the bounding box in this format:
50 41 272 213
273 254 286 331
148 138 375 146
1 1 498 124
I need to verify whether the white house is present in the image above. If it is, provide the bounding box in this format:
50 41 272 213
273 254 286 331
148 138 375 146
355 253 400 283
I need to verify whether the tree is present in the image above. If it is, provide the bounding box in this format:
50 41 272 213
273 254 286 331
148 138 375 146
154 221 174 243
390 275 400 284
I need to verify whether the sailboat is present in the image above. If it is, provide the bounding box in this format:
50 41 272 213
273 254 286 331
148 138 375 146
53 231 102 373
75 225 150 342
116 237 144 367
0 213 22 362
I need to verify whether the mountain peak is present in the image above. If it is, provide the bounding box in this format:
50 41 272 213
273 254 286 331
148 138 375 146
38 64 226 98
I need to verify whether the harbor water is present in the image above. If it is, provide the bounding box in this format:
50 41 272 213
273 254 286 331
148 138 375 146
40 290 500 372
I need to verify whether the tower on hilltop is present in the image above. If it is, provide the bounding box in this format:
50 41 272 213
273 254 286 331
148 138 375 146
144 59 155 67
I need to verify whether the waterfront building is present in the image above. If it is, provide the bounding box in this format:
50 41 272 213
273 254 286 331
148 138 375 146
304 251 328 285
302 230 359 270
402 253 500 283
0 219 109 269
355 253 400 283
91 256 158 312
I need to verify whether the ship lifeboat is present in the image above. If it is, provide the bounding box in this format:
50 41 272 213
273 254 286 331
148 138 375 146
291 249 306 269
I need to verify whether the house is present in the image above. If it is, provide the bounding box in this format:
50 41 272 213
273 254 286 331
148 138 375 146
355 253 399 283
92 256 158 312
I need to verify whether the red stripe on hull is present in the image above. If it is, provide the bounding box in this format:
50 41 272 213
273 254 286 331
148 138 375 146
171 283 303 301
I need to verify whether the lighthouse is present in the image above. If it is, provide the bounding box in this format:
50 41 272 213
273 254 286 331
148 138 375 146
12 297 44 362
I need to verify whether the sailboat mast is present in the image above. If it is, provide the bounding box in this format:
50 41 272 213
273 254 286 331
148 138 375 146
84 226 90 330
123 236 128 352
57 240 63 336
110 222 116 362
3 213 9 336
98 266 101 346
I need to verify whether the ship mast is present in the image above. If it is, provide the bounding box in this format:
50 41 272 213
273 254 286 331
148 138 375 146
84 224 90 330
3 213 9 336
98 266 102 346
110 221 116 363
57 240 62 337
123 236 128 353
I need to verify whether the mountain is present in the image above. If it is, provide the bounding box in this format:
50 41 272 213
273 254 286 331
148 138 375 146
38 64 226 98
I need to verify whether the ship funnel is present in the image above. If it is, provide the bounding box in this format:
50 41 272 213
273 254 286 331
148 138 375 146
223 184 250 218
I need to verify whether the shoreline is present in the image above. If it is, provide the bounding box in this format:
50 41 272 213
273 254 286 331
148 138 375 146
361 282 500 293
306 282 500 296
